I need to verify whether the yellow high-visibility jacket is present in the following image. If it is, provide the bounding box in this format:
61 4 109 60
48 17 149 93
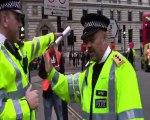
0 33 54 120
48 51 144 120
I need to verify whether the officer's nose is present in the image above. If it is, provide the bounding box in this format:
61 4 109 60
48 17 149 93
86 41 92 48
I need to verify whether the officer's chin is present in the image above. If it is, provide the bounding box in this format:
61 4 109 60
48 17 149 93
90 57 96 62
91 57 99 63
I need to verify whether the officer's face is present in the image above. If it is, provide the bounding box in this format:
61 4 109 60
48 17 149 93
1 11 22 43
85 30 107 62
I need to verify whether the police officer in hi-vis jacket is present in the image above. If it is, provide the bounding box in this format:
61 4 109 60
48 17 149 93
43 13 144 120
0 0 61 119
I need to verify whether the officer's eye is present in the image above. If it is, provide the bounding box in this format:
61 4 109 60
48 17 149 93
89 38 95 42
84 37 95 44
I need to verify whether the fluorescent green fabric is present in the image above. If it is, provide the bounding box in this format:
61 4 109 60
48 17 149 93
0 32 54 120
48 50 144 120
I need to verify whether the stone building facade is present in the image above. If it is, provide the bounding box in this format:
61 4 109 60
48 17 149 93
22 0 150 52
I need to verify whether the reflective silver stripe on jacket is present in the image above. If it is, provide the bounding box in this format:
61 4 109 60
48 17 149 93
1 45 30 118
81 68 89 98
0 99 5 114
31 41 34 60
51 71 59 87
73 73 80 101
108 62 116 119
7 85 29 99
1 46 24 95
13 100 23 120
118 109 143 119
34 37 40 58
67 74 74 102
83 112 117 120
83 108 143 120
0 85 28 100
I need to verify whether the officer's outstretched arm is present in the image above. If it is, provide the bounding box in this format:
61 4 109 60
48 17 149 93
44 53 82 103
21 33 62 63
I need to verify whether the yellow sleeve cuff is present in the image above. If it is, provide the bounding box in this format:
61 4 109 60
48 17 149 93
49 33 55 44
48 68 56 81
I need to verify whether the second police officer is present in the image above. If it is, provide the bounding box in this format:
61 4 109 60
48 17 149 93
43 13 144 120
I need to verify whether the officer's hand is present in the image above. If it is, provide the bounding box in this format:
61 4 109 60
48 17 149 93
55 65 60 71
54 33 63 39
25 84 40 110
43 52 54 72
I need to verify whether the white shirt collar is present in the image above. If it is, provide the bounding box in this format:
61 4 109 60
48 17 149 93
99 46 111 64
0 33 6 43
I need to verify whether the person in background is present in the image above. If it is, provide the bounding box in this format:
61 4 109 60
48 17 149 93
39 45 67 120
125 42 136 66
43 13 144 120
81 51 86 71
69 51 72 65
0 0 61 119
110 41 116 51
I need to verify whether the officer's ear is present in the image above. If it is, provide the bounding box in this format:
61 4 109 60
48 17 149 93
101 31 107 46
0 11 9 27
103 31 107 40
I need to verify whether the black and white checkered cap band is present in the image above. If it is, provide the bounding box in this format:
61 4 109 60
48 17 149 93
0 1 20 10
84 21 107 29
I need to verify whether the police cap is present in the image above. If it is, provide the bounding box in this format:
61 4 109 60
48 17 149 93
80 13 110 40
0 0 23 15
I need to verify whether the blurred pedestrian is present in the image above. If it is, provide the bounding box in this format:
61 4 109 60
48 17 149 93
77 52 80 65
81 52 86 71
110 41 116 51
39 45 65 120
69 51 72 65
0 0 61 119
125 42 136 66
43 13 144 120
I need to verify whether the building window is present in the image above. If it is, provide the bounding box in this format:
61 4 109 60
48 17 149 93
149 0 150 5
139 12 143 21
68 9 72 20
110 10 114 20
32 6 38 15
128 11 132 21
83 9 88 16
117 10 121 21
118 29 122 43
97 10 102 15
97 0 102 2
138 0 142 5
112 0 117 3
128 29 133 42
127 0 131 4
118 0 121 3
42 29 48 35
82 0 87 1
42 7 48 19
140 29 142 42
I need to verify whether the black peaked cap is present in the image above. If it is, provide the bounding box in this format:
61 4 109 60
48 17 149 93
0 0 24 15
80 13 110 40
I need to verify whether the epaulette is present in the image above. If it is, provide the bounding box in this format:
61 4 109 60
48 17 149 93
113 54 125 67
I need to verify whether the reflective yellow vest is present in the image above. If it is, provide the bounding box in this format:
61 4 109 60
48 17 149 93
0 33 54 120
48 51 144 120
